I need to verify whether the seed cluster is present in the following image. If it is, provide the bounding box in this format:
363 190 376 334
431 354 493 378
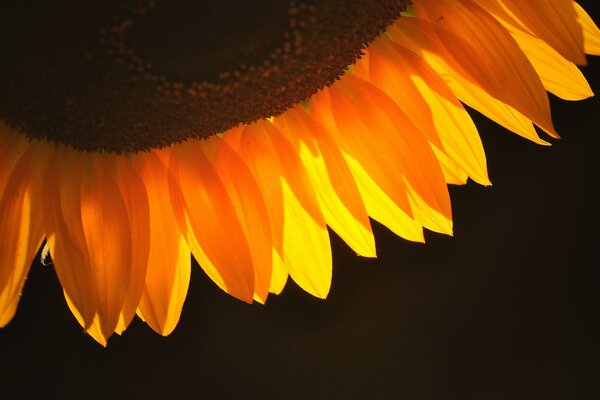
0 0 408 153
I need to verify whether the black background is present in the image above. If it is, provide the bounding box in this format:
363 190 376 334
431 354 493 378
1 3 599 399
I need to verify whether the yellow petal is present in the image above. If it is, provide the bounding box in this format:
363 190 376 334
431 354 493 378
498 0 586 65
227 121 332 298
269 249 288 295
281 179 332 298
344 156 425 242
575 2 600 55
474 0 593 100
390 16 550 145
433 147 470 185
274 106 376 257
510 28 593 100
368 38 490 185
414 0 557 138
63 290 107 347
325 75 452 234
309 89 424 242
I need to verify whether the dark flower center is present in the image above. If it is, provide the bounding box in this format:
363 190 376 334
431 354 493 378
0 0 407 153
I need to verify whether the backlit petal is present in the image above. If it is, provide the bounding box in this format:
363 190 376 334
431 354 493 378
497 0 586 65
575 2 600 55
0 139 47 326
134 152 191 336
414 0 557 138
227 121 332 298
368 38 490 185
274 106 376 257
202 137 273 303
169 141 255 303
389 16 550 145
324 75 452 234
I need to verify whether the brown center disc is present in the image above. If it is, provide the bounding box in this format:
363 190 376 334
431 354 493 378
0 0 408 153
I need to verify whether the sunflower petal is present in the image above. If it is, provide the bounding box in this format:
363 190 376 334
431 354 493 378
389 16 549 145
368 38 490 185
46 149 151 343
308 90 423 241
112 155 151 334
44 148 97 332
269 249 288 295
134 152 190 336
575 2 600 55
345 156 425 242
227 121 332 298
324 75 452 234
473 0 593 100
432 148 470 185
202 137 273 303
169 141 255 303
0 125 29 198
496 0 586 65
0 142 46 326
79 154 137 340
511 28 593 100
414 0 557 138
274 106 376 258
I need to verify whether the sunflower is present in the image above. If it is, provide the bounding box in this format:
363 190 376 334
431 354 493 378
0 0 598 346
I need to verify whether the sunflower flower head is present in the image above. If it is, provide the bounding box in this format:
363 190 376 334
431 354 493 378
0 0 598 345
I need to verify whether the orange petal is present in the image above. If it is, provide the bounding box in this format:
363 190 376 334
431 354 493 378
112 155 151 334
274 106 376 257
63 290 107 347
390 16 549 145
45 147 97 331
46 149 149 344
0 124 29 198
134 152 191 336
202 137 273 303
309 89 425 242
0 141 47 326
473 0 593 100
510 28 593 100
414 0 557 138
227 121 332 298
169 140 255 303
325 75 452 234
497 0 586 65
79 154 136 340
368 38 490 185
